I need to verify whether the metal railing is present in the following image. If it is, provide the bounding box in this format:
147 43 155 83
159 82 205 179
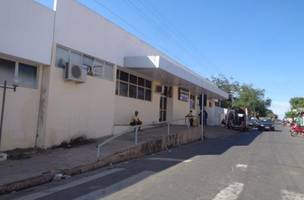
96 117 200 159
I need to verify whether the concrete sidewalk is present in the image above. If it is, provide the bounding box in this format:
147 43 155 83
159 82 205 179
0 125 236 193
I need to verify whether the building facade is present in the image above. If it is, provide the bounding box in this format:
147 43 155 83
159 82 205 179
0 0 228 151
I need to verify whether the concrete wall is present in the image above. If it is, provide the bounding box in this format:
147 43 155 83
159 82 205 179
0 0 54 64
0 65 42 151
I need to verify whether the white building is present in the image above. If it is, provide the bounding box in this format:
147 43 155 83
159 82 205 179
0 0 228 151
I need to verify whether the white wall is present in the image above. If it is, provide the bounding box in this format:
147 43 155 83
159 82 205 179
171 86 190 124
0 66 42 151
41 66 116 147
0 0 54 64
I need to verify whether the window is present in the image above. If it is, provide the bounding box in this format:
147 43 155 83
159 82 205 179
137 87 145 100
70 51 82 65
0 58 38 89
190 95 195 109
119 82 128 97
18 63 37 88
178 88 189 102
55 45 114 81
55 46 69 68
83 55 94 67
120 71 129 82
103 62 114 81
116 70 152 101
0 58 15 84
129 85 137 98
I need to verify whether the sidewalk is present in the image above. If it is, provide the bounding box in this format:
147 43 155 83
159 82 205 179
0 125 236 193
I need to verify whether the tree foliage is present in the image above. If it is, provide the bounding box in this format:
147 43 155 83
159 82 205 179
211 74 273 117
289 97 304 110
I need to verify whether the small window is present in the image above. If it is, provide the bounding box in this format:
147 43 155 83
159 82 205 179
0 58 15 84
145 89 151 101
116 69 120 80
18 63 37 88
130 74 137 84
55 46 69 68
103 63 114 81
138 77 145 87
129 85 137 98
70 51 82 65
137 87 145 100
115 81 119 95
119 82 128 96
145 80 152 88
120 71 129 82
83 55 94 67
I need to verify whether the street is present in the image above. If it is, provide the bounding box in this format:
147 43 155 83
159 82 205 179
2 124 304 200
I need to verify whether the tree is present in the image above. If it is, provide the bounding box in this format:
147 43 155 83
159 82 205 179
211 74 274 117
289 97 304 110
210 74 240 108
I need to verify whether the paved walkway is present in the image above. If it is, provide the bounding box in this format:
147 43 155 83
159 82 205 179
0 125 235 186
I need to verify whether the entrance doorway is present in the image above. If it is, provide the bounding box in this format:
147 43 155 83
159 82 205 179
159 96 167 122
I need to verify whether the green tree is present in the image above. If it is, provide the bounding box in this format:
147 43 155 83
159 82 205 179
211 74 274 117
289 97 304 110
210 74 240 108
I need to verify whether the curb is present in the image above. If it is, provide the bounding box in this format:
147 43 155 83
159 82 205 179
0 130 201 195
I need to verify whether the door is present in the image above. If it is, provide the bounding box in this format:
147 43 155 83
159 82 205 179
159 96 167 122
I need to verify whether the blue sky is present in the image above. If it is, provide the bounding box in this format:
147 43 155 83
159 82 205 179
37 0 304 118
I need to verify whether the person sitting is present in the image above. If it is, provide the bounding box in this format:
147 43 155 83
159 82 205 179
130 111 142 129
185 110 194 127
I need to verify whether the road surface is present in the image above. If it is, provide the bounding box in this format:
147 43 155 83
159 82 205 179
2 124 304 200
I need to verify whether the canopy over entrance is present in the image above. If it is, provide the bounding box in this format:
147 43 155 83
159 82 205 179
124 56 228 99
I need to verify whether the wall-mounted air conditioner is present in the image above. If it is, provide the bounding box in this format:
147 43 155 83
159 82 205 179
65 63 87 83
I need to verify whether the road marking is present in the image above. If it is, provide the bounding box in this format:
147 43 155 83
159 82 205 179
282 189 304 200
74 170 155 200
212 182 244 200
146 157 192 163
235 164 248 169
15 168 124 200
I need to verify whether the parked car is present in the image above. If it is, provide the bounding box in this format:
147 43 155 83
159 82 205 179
248 117 259 128
225 108 248 131
258 119 275 131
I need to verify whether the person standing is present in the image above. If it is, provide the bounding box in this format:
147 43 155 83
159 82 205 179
203 109 208 126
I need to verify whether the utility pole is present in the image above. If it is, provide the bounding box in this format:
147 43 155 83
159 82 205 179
0 80 17 151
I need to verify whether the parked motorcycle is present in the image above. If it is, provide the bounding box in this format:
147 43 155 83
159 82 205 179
290 123 304 137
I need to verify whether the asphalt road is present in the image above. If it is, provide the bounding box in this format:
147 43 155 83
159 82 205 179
2 124 304 200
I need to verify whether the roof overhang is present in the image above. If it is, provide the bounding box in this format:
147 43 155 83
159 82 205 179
124 56 229 99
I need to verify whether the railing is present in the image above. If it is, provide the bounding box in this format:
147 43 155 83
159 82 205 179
96 117 200 159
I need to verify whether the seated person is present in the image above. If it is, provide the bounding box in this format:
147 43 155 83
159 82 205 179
185 110 194 127
130 110 142 126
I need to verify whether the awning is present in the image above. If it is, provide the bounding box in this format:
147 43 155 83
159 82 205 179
124 55 228 99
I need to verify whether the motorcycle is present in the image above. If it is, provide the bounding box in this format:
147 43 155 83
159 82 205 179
290 123 304 137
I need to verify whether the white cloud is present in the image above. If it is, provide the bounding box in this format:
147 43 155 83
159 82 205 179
270 101 290 119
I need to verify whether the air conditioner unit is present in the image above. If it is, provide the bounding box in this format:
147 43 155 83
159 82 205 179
65 63 87 83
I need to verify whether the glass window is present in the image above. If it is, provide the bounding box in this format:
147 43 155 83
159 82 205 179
18 63 37 88
137 87 145 100
120 71 129 82
190 95 195 109
145 89 151 101
119 82 128 97
83 55 94 67
55 46 69 68
0 58 15 84
178 88 189 102
115 81 119 95
116 69 120 80
130 74 137 84
93 59 104 78
145 80 152 88
70 51 82 65
138 77 144 86
103 63 114 81
129 85 137 98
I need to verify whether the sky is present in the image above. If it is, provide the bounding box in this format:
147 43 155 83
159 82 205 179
37 0 304 118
